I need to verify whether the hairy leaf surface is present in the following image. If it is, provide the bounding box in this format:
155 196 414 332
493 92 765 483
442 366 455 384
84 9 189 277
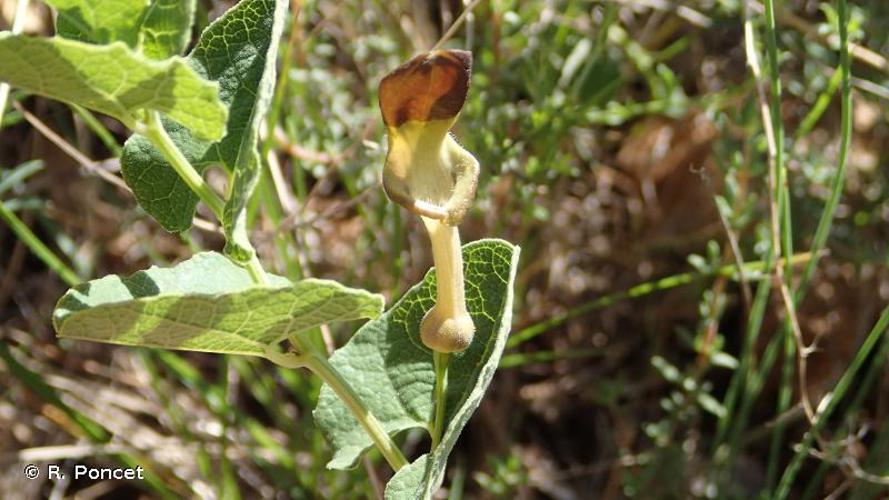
54 252 384 356
137 0 196 59
0 35 225 139
46 0 195 60
46 0 149 47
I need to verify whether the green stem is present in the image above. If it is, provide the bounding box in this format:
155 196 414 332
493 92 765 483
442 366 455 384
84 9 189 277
759 0 799 490
723 320 783 462
767 324 795 489
507 252 811 349
140 112 269 286
713 249 773 450
431 351 450 450
72 104 122 156
794 67 842 140
302 352 408 471
140 111 225 220
774 306 889 499
0 201 80 286
773 2 855 494
269 339 408 471
246 253 269 285
795 0 853 299
713 11 779 475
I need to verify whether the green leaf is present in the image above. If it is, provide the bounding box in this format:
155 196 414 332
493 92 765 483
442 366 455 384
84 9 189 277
46 0 149 47
46 0 196 60
121 0 287 233
221 0 287 264
137 0 197 59
53 252 384 356
0 35 226 139
313 239 520 499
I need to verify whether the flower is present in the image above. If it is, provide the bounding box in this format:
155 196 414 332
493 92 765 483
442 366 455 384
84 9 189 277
379 50 479 353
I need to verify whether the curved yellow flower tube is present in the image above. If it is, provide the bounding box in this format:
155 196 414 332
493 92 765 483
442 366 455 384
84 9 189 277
379 50 479 353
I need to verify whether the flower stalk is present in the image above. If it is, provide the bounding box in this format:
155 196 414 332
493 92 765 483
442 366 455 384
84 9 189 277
421 217 474 352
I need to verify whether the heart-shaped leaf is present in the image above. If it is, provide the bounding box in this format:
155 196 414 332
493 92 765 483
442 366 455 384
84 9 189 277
313 239 520 499
53 252 384 356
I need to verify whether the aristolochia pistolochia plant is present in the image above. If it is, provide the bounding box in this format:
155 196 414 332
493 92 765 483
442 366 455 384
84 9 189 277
311 50 516 499
1 1 519 496
379 50 480 447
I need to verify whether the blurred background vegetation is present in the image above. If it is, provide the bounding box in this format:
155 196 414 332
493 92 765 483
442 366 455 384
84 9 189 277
2 0 889 498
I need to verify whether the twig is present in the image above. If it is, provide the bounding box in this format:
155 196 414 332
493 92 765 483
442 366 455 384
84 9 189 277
14 102 130 192
801 445 889 486
16 102 222 234
742 403 806 445
824 477 852 500
431 0 485 51
774 305 889 498
274 133 341 164
281 187 374 230
775 275 816 423
851 76 889 100
363 455 385 500
191 217 223 234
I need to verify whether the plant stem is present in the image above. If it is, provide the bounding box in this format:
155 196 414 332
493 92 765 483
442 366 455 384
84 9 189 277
272 338 409 471
431 351 450 449
759 0 798 485
795 0 853 298
141 111 225 221
141 112 269 286
420 219 474 353
794 67 842 140
246 253 269 285
301 351 408 471
72 104 122 156
0 200 80 286
507 252 812 349
773 2 855 494
774 305 889 499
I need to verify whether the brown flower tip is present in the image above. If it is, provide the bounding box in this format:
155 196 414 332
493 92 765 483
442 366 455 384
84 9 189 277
379 50 472 128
